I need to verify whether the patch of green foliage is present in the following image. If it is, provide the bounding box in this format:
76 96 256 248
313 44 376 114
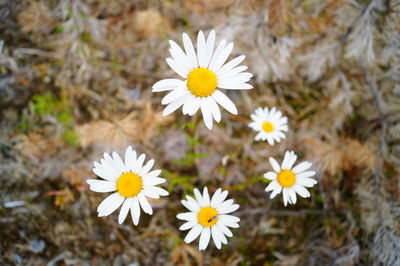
19 92 79 146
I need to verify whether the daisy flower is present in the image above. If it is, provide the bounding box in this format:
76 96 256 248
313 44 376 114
264 151 317 206
248 107 288 145
177 187 240 250
86 146 169 224
152 30 253 129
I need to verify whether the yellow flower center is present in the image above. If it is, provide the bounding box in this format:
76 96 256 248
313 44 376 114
197 207 219 227
277 170 296 188
187 68 217 97
262 122 274 133
116 172 143 198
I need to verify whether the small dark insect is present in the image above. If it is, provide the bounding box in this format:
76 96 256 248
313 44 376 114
208 215 218 223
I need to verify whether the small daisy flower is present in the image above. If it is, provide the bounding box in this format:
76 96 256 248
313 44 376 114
264 151 317 206
87 146 169 224
248 107 289 145
152 30 253 129
177 187 240 250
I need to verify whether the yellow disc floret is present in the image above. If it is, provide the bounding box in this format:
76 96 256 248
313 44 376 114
117 172 143 198
187 68 217 97
277 170 296 188
262 121 274 133
197 207 219 227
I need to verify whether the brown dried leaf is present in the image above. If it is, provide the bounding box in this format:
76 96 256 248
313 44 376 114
76 102 173 148
134 10 171 37
15 132 61 160
304 137 376 175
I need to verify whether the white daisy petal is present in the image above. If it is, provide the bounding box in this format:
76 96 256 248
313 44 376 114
200 98 213 129
216 223 233 237
97 192 121 213
211 226 222 249
297 177 318 187
265 180 280 192
292 161 312 174
209 42 233 72
169 40 192 71
218 73 253 86
281 151 293 170
207 97 221 122
199 227 211 250
211 189 228 207
133 154 146 174
212 90 238 115
297 171 316 179
182 95 197 115
282 188 289 206
130 197 140 225
184 224 203 244
219 214 240 224
194 188 205 207
152 79 183 92
87 179 116 193
124 146 136 171
145 186 169 197
218 83 253 90
143 169 162 180
180 220 197 231
142 189 160 199
112 151 126 173
185 195 202 212
208 39 227 72
217 66 248 80
162 93 192 116
118 197 132 224
187 96 202 116
98 193 125 217
264 172 277 180
202 187 211 205
166 58 189 78
215 55 246 76
197 31 207 68
294 184 311 198
161 84 189 105
204 30 216 67
92 166 117 181
138 193 153 215
182 33 198 69
218 203 239 214
143 177 166 186
139 159 154 176
270 186 282 199
288 188 297 204
177 212 198 222
269 157 281 172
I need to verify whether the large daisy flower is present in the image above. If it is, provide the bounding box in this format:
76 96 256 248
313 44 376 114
248 107 288 145
152 30 253 129
176 187 240 250
264 151 317 206
87 146 169 224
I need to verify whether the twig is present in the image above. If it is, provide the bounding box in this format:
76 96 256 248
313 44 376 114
363 68 387 225
340 0 375 43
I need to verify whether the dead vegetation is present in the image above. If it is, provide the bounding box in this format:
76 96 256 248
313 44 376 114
0 0 399 265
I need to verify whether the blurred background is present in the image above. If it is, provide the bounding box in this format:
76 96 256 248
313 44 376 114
1 0 399 265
